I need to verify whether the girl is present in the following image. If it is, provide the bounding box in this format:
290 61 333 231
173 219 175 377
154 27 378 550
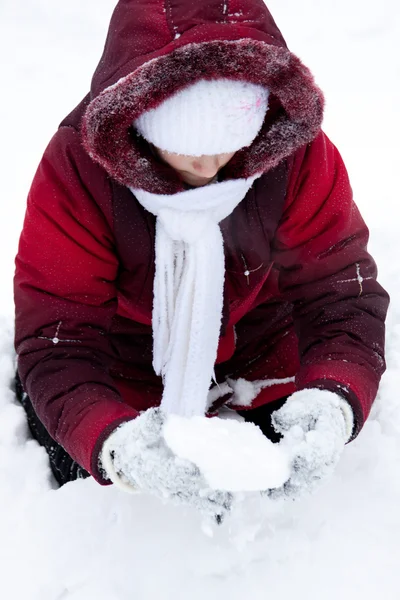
14 0 389 521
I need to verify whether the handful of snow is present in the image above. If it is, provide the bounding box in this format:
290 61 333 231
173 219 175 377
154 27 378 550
163 415 291 492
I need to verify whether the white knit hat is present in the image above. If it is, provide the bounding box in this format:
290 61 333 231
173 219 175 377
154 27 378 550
134 78 269 156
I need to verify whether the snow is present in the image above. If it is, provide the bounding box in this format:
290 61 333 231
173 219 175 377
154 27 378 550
163 415 291 491
1 0 400 599
227 376 296 406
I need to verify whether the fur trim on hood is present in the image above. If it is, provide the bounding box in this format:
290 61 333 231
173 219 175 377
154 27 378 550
81 1 324 194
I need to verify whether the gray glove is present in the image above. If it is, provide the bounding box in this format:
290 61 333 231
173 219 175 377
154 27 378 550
267 389 354 501
100 407 232 523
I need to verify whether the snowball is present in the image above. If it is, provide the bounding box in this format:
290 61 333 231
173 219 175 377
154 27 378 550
163 415 291 492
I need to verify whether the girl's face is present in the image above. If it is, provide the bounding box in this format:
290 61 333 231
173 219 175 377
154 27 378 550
155 147 236 187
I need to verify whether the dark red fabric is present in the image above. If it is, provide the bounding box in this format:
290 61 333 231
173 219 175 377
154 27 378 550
14 0 389 483
90 0 286 99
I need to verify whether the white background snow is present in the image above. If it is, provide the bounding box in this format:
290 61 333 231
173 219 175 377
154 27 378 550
1 0 400 598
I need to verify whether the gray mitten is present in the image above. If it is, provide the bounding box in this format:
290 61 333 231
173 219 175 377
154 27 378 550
268 389 354 500
100 407 232 522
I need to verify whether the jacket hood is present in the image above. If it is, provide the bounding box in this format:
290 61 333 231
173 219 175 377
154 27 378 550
81 0 324 194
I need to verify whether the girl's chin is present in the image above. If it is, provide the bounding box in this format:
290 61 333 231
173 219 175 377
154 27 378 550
180 173 215 187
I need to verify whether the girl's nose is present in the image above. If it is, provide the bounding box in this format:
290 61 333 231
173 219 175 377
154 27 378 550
192 155 220 176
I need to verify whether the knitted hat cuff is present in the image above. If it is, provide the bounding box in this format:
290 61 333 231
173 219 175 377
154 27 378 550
134 78 269 156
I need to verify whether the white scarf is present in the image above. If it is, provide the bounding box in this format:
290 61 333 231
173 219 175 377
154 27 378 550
130 175 258 417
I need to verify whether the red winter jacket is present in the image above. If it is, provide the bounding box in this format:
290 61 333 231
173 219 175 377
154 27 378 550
14 0 389 483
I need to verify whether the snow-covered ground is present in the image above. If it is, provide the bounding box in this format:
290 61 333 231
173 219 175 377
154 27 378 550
1 1 400 598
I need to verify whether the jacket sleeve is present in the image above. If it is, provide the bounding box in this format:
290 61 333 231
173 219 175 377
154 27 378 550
14 126 138 483
272 131 389 437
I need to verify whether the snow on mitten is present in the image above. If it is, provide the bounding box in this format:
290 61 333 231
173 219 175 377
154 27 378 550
100 407 232 523
268 389 354 500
